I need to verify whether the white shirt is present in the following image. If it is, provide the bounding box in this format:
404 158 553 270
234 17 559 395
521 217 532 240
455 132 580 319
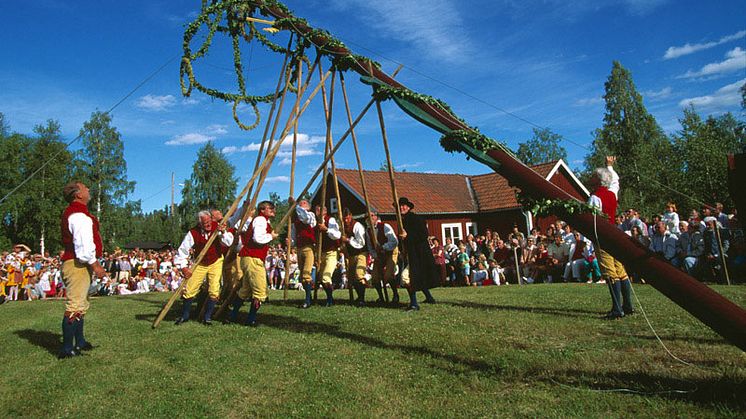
325 216 342 241
347 221 367 250
291 206 317 243
67 212 98 265
588 165 620 211
173 228 234 268
370 221 398 259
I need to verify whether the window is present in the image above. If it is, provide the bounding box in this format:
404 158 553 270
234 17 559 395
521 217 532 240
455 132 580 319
441 223 463 244
329 198 338 214
465 222 478 237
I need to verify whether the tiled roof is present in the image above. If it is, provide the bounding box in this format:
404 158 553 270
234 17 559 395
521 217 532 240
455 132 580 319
469 161 558 211
334 161 565 215
334 170 477 214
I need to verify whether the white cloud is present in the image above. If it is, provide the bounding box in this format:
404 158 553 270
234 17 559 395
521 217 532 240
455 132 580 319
205 124 228 135
678 47 746 79
222 133 325 163
643 87 672 100
329 0 471 62
678 78 746 109
264 176 290 183
396 162 423 170
621 0 669 15
573 97 603 107
166 133 216 146
136 94 176 111
182 97 200 105
664 30 746 60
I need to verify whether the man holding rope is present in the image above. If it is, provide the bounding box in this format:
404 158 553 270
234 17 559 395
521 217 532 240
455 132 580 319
587 156 634 320
173 210 233 325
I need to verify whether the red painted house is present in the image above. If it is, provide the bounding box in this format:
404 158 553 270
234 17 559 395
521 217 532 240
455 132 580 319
311 160 589 243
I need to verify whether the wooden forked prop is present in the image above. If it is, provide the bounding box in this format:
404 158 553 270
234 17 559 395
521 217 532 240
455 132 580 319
156 68 331 327
283 61 302 300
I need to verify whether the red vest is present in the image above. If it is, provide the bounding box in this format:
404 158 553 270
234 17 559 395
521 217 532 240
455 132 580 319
61 201 103 262
189 221 223 266
593 187 618 224
317 214 340 252
294 215 316 247
239 216 272 261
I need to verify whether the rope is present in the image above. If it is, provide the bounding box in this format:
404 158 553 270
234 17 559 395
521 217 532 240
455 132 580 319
0 54 179 206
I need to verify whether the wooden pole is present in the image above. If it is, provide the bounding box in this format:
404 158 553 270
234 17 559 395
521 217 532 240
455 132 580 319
375 103 405 236
284 60 302 301
513 245 522 286
714 223 731 285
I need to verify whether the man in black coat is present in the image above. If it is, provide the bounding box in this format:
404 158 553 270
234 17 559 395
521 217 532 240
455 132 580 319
397 197 438 310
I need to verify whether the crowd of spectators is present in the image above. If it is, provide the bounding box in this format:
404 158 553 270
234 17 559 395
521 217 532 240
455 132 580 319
1 201 742 304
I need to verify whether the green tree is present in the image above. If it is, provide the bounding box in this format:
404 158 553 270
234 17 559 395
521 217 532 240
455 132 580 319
18 120 72 253
179 142 237 229
672 107 745 212
73 111 136 249
516 128 568 165
585 61 676 216
0 115 29 250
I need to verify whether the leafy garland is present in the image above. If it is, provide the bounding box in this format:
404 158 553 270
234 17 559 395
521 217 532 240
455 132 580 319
517 196 601 217
439 129 516 158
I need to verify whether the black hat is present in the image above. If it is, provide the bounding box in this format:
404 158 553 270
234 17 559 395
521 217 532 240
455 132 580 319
398 197 415 209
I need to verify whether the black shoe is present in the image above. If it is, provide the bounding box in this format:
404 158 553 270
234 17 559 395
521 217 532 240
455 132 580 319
424 298 436 304
299 303 311 309
175 317 187 325
58 349 81 359
325 301 334 307
624 309 635 316
203 319 213 326
391 295 400 304
245 321 258 327
76 342 94 352
356 300 366 308
405 305 420 311
375 298 384 304
602 312 624 320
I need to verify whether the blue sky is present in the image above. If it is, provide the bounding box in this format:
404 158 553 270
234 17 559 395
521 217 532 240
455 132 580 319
1 0 744 212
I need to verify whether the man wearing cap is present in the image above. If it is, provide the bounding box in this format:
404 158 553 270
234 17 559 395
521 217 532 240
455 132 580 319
369 211 399 304
343 208 370 307
173 210 233 325
397 197 438 311
59 181 107 358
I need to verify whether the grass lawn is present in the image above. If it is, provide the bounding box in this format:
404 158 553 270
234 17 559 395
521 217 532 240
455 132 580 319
1 283 745 418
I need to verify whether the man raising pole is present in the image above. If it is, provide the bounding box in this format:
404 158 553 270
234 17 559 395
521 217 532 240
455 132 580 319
369 211 399 305
292 199 317 309
173 210 233 325
343 208 370 307
58 181 106 358
315 204 342 307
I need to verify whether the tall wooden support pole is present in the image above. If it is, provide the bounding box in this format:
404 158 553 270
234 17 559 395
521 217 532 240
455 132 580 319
284 59 302 301
714 224 731 286
375 101 405 235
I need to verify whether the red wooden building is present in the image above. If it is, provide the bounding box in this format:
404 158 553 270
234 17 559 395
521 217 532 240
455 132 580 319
311 160 589 243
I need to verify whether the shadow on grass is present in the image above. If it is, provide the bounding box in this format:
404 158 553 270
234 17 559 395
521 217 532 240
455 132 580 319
602 330 728 347
544 369 746 411
443 300 599 318
260 313 504 377
14 329 59 356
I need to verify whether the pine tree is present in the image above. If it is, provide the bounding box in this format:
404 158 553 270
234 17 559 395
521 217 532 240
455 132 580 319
179 142 237 229
585 61 676 216
516 128 568 165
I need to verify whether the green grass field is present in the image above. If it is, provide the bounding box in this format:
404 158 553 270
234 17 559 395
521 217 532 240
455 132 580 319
1 284 745 418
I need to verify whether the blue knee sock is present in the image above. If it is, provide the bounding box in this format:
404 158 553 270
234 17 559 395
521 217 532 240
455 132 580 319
61 316 75 353
204 299 217 322
247 300 259 324
230 298 244 322
181 298 193 321
324 286 333 305
408 290 419 307
74 317 87 348
304 282 312 306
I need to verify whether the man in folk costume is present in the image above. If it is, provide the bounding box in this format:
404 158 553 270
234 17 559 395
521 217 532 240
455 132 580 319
315 205 341 307
343 207 370 307
292 199 317 308
230 201 277 326
59 181 106 358
369 211 399 305
397 197 438 311
173 210 233 325
587 156 634 319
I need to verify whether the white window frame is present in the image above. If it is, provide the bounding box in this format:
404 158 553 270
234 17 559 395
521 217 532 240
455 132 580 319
441 223 463 244
465 221 478 237
329 198 338 214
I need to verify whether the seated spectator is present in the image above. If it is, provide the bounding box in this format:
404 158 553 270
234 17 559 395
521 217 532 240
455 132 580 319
663 202 681 235
470 262 489 286
650 221 678 266
702 216 730 282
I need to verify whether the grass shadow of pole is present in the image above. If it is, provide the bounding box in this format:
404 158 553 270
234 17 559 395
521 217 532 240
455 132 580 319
14 329 60 356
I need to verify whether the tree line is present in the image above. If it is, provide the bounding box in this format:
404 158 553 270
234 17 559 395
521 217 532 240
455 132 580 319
1 61 744 253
